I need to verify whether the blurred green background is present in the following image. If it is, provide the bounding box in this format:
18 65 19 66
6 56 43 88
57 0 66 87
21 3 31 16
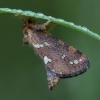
0 0 100 100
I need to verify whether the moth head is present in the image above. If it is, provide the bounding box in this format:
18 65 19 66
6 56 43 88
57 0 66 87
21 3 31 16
23 18 35 44
24 18 35 26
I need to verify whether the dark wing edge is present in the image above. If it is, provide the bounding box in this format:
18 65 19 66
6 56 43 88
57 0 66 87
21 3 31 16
45 59 90 90
57 59 90 78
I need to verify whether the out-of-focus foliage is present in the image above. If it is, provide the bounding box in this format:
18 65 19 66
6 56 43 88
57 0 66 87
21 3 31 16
0 0 100 100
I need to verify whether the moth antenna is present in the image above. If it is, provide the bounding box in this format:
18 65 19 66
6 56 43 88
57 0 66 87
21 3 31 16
15 14 26 21
44 19 52 26
46 24 57 30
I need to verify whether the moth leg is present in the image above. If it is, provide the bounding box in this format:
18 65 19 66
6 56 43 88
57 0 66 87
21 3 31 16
43 19 51 26
46 24 57 30
45 67 60 91
23 34 29 44
33 19 52 31
16 14 26 21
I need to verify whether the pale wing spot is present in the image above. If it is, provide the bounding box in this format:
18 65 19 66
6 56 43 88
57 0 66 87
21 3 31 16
69 61 74 64
33 43 44 48
44 42 50 46
33 42 50 48
74 60 79 64
52 70 55 72
70 59 82 65
79 59 82 62
44 55 52 64
61 55 65 59
60 72 63 74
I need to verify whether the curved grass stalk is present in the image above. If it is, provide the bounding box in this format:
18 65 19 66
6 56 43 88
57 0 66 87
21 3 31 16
0 8 100 41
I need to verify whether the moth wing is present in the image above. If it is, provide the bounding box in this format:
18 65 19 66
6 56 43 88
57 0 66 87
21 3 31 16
44 42 90 90
27 30 90 90
41 36 90 78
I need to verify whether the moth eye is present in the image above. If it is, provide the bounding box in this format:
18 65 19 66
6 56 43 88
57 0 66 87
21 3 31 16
23 41 29 44
28 19 32 24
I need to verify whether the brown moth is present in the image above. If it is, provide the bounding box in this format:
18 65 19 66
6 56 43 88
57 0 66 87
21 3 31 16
22 18 90 91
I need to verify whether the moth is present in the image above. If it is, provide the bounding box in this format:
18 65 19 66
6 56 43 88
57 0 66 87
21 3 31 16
22 17 90 91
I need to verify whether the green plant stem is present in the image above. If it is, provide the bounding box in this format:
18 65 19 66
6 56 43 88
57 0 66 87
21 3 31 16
0 8 100 41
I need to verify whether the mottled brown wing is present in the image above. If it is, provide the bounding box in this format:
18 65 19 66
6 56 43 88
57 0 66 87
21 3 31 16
26 29 90 90
29 31 90 75
22 18 90 91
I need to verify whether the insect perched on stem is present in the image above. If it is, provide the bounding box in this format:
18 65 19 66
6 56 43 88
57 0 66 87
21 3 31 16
21 16 90 91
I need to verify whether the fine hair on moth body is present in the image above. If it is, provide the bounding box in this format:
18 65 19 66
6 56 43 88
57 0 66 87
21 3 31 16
18 15 90 91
